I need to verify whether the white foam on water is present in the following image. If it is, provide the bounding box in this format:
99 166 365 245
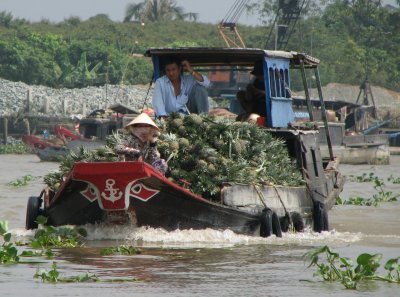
8 225 363 248
80 224 364 248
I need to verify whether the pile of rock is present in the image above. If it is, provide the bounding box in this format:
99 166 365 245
0 78 152 117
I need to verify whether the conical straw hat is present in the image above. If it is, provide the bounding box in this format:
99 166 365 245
124 113 159 130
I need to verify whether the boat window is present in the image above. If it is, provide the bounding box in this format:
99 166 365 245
269 68 275 97
280 69 285 97
275 69 280 97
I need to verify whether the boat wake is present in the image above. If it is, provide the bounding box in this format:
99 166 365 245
11 225 363 248
81 224 363 248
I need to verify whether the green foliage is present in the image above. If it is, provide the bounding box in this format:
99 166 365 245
30 216 87 249
7 175 36 187
158 113 304 199
337 174 399 206
305 245 400 289
100 245 141 256
348 172 379 183
0 221 20 264
43 146 118 190
0 2 399 90
336 178 399 206
387 174 400 184
20 249 54 259
124 0 198 23
0 143 33 154
34 262 99 283
34 261 139 283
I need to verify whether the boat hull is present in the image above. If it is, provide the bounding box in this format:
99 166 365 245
42 162 261 236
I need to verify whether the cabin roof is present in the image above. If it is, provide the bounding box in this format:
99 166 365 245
144 47 319 68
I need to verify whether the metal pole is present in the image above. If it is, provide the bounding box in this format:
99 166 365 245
274 25 278 50
299 59 314 121
314 67 334 161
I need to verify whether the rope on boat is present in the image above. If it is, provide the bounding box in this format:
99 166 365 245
272 185 290 218
252 183 267 208
141 78 154 112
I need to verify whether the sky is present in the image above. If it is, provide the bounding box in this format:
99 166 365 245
1 0 263 26
1 0 397 26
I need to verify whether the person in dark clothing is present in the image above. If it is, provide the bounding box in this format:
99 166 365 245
236 62 266 121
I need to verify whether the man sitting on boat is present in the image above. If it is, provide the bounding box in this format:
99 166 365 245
152 58 210 117
114 113 168 175
236 62 267 122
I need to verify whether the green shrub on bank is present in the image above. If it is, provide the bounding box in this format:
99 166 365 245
0 143 33 154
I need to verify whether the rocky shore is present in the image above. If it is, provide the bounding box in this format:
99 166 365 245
1 78 399 119
0 78 151 117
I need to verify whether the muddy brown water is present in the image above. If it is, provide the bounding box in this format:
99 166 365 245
0 154 399 296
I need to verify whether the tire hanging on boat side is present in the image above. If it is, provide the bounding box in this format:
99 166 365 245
26 196 42 230
290 212 305 232
313 200 329 232
260 208 273 237
279 213 291 233
271 211 282 237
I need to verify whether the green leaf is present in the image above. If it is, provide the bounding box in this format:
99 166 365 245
35 215 48 225
0 221 9 235
357 253 374 266
384 258 399 271
3 232 12 242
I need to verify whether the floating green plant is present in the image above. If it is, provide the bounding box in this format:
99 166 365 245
336 179 398 206
305 246 400 290
7 175 36 187
348 172 380 183
0 221 19 264
101 245 141 256
30 216 87 249
387 174 400 184
35 262 139 283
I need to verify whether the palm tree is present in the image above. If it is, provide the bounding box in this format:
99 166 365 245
124 0 198 22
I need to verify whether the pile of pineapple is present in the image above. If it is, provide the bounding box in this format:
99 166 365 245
43 113 304 200
156 113 304 200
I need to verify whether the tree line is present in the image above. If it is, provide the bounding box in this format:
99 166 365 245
0 0 398 91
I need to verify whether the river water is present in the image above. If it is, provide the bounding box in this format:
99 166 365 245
0 154 399 296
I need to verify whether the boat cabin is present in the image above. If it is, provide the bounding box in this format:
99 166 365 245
145 47 340 210
145 47 323 130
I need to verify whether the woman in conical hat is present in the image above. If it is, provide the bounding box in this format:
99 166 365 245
114 113 167 175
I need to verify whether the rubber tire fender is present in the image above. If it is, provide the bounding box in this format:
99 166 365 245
279 213 291 233
26 196 42 230
272 211 282 237
313 200 329 233
260 208 273 238
290 212 305 232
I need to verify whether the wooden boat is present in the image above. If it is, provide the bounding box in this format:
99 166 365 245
54 124 82 141
21 134 69 161
25 47 345 237
21 134 63 150
293 96 391 164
